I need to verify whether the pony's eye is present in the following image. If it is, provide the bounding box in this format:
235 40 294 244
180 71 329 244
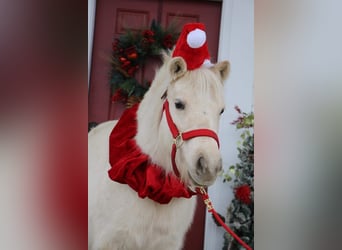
220 108 225 115
175 101 185 110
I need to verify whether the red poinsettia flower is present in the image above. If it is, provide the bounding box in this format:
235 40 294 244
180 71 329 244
163 34 174 49
142 30 155 43
235 184 252 204
143 29 154 37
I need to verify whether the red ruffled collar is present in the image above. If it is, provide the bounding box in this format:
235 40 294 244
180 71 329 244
108 104 196 204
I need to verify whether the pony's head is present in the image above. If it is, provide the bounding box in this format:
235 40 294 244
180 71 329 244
160 55 230 188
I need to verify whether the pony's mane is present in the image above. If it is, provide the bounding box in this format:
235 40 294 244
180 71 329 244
181 68 222 100
135 51 173 171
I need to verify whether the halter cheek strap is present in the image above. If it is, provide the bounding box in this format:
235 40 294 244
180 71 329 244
163 100 220 177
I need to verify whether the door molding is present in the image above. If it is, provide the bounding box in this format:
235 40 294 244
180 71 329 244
88 0 96 86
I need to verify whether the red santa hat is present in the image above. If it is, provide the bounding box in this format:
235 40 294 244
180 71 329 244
172 23 211 70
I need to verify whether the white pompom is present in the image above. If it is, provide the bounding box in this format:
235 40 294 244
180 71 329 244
186 28 206 48
202 59 213 68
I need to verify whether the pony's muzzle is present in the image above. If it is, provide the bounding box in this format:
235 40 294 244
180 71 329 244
194 156 222 185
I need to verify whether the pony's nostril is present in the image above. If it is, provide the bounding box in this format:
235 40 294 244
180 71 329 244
196 156 208 173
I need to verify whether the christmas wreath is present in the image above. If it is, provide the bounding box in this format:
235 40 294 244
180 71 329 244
214 106 254 250
110 20 179 107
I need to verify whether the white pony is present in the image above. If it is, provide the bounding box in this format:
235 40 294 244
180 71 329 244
88 52 229 250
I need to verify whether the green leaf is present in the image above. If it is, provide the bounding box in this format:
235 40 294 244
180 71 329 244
225 175 232 182
120 80 135 95
240 133 246 140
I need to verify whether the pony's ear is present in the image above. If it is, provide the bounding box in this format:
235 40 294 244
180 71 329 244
211 60 230 82
169 57 187 81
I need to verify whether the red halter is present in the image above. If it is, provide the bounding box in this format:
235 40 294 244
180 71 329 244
162 100 220 177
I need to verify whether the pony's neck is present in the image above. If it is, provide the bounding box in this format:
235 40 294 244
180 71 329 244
135 71 173 173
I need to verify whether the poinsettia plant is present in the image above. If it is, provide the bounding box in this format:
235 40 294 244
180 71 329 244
219 106 254 250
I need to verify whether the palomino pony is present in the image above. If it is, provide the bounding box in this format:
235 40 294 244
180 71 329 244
88 51 229 250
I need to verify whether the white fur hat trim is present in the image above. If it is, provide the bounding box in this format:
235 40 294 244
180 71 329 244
186 28 206 48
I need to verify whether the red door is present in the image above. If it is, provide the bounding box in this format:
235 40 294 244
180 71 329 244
89 1 222 249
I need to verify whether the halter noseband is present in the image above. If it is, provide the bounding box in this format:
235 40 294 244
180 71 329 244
162 100 220 178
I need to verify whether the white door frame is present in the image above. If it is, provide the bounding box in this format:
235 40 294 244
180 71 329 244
88 0 96 86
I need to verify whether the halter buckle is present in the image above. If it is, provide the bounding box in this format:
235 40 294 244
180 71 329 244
174 133 183 148
198 186 207 195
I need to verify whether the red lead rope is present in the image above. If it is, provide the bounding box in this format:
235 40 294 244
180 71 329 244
196 187 252 250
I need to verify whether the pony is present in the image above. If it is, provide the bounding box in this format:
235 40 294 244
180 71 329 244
88 51 230 250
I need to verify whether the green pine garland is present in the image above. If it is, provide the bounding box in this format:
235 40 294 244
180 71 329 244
110 20 179 105
221 106 254 250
